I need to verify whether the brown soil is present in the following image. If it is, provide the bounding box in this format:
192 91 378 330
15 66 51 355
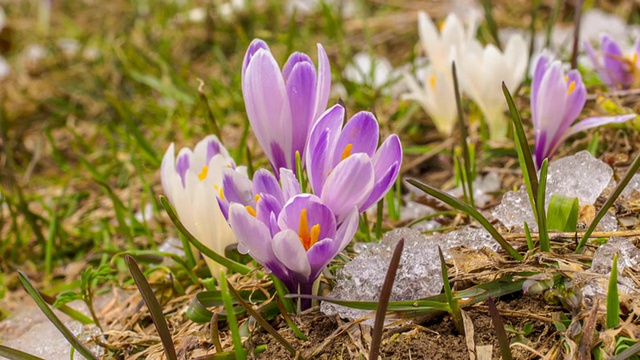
253 293 557 359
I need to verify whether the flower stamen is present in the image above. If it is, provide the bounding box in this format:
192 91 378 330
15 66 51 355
564 76 576 94
297 208 320 251
245 205 256 217
214 185 225 200
198 166 209 181
341 143 353 160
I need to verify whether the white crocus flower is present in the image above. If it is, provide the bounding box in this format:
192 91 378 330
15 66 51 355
161 135 245 276
403 65 457 136
418 11 477 73
344 52 400 95
459 35 528 140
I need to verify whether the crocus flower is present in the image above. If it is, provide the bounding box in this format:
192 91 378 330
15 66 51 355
403 65 457 135
305 104 402 222
584 34 640 90
161 135 243 275
531 54 636 169
228 193 359 302
458 35 528 140
417 11 478 73
242 38 331 176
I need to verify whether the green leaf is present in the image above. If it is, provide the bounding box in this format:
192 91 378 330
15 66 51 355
452 62 475 208
0 344 44 360
502 82 539 218
406 179 523 261
547 194 579 232
52 290 82 308
125 255 177 360
537 159 550 252
606 253 620 329
439 246 463 334
219 272 247 360
17 271 99 360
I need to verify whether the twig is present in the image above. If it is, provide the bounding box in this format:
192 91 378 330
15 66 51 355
502 229 640 241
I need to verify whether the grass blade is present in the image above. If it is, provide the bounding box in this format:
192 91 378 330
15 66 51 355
571 0 583 69
160 196 255 275
225 279 300 358
537 159 550 252
524 222 534 251
440 246 463 334
275 297 308 341
576 151 640 252
406 179 523 261
606 253 620 329
610 340 640 360
0 345 45 360
125 255 177 360
487 297 513 360
480 0 502 50
370 238 405 360
17 271 99 360
219 272 247 360
452 62 475 207
502 82 539 202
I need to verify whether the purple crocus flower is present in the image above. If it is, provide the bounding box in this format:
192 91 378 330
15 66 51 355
242 38 331 177
228 193 359 302
531 54 636 169
305 104 402 222
584 35 640 90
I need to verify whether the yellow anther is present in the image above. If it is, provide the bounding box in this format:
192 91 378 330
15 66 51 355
198 166 209 181
309 224 321 249
255 194 261 203
298 208 311 250
567 81 576 95
633 52 638 65
438 20 446 31
245 205 256 217
429 74 436 89
214 185 225 200
341 143 353 161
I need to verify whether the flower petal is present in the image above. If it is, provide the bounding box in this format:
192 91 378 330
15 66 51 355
252 168 284 205
320 153 374 223
360 135 402 210
306 238 336 281
313 43 331 122
272 229 311 279
286 59 317 166
242 49 293 171
306 104 345 195
279 168 301 200
222 167 253 205
565 114 637 139
333 111 379 165
229 203 277 267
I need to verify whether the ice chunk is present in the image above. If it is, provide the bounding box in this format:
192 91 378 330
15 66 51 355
449 172 502 208
590 237 640 274
399 200 441 232
321 227 502 320
493 151 613 230
321 228 443 321
621 174 640 198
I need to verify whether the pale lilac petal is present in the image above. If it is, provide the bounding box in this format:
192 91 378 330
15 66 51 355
333 207 359 251
306 238 335 281
229 203 277 267
312 43 331 122
320 154 374 223
252 168 284 205
282 52 313 81
279 168 301 200
222 168 253 205
332 111 379 166
272 229 311 279
242 39 270 78
601 35 629 88
306 105 345 195
531 54 552 127
278 194 336 240
255 193 283 229
286 60 317 167
546 69 587 151
360 135 402 210
243 49 293 171
533 130 548 170
564 114 637 139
